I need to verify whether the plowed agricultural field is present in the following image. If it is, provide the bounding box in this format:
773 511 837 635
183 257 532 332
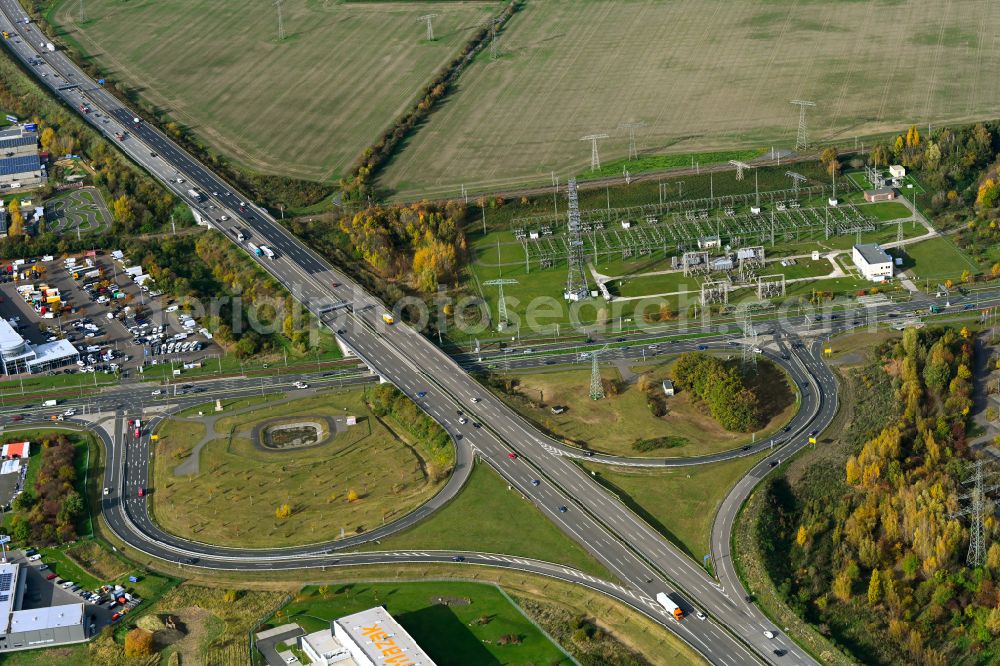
53 0 497 181
382 0 1000 198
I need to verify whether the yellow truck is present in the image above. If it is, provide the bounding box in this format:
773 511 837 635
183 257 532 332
382 312 395 325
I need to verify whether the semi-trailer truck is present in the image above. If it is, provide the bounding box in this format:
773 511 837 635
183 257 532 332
186 188 203 202
656 592 684 621
247 243 262 257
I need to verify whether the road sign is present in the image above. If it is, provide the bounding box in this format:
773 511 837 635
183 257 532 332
824 347 832 355
0 536 10 545
808 437 817 445
150 434 159 441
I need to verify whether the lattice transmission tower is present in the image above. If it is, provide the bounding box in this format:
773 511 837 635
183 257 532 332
589 345 610 400
619 122 645 161
581 134 609 171
741 309 758 370
418 14 438 41
274 0 286 41
790 100 816 151
950 459 1000 568
563 179 590 301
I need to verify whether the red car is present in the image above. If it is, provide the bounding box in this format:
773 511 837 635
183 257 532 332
127 419 134 427
11 415 23 422
46 573 57 580
111 613 121 622
137 487 144 497
507 452 517 460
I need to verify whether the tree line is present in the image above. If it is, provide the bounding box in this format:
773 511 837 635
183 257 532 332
758 327 999 665
671 352 763 432
8 435 86 545
341 1 523 200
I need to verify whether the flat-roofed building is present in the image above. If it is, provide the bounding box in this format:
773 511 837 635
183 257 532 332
852 243 893 282
0 562 87 652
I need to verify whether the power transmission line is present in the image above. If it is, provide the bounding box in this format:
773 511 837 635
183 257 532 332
589 345 610 400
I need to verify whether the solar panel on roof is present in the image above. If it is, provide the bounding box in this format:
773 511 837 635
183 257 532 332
0 594 9 602
0 155 40 177
0 572 13 591
0 136 36 150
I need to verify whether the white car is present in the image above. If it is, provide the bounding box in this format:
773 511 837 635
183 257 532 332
459 417 468 424
103 487 110 496
763 630 775 639
471 397 480 403
27 554 42 562
293 381 308 389
165 304 179 313
151 389 162 396
63 409 75 417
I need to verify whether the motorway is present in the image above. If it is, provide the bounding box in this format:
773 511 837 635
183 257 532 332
1 7 993 664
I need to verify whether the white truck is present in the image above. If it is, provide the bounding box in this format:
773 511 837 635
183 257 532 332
186 188 203 202
43 399 59 407
656 592 684 621
260 245 275 260
45 42 54 52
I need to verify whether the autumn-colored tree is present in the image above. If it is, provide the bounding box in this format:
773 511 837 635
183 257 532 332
222 589 238 603
346 489 359 503
124 628 154 657
112 194 135 225
867 568 881 606
275 503 291 519
961 270 972 284
7 198 24 236
39 126 58 154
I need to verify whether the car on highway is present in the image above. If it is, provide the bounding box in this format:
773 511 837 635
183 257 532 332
696 344 708 350
763 630 775 639
63 409 75 417
531 479 540 486
293 381 308 389
470 397 480 403
151 389 162 396
695 610 706 620
558 506 568 513
416 391 427 398
103 487 110 496
451 556 465 562
458 417 467 424
507 452 517 460
137 487 144 497
331 282 340 288
768 460 779 468
773 649 787 657
11 415 22 422
180 557 199 565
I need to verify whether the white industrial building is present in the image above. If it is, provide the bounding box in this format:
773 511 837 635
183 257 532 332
0 317 78 375
889 164 906 179
300 606 436 666
0 562 87 651
852 243 893 282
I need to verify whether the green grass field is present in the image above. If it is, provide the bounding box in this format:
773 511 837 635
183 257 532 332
494 358 796 458
583 453 765 562
900 235 979 281
358 462 612 579
382 0 1000 197
276 582 572 665
52 0 498 181
151 389 449 548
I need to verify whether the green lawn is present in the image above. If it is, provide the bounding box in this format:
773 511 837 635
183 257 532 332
275 582 573 666
900 235 979 281
174 392 284 418
495 359 796 458
152 390 448 548
861 201 911 221
586 148 768 179
582 453 766 562
358 462 613 579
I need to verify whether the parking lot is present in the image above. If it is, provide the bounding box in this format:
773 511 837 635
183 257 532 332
0 251 222 380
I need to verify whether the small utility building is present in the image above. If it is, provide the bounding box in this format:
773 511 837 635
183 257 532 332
863 187 897 203
852 243 893 282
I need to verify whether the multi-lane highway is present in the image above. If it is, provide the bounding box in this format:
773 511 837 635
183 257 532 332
1 6 992 663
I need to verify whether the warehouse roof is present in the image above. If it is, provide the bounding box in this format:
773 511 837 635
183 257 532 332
0 135 37 152
0 154 40 177
336 607 436 666
9 603 84 633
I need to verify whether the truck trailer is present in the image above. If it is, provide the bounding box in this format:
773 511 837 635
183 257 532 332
186 189 203 202
656 592 684 621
